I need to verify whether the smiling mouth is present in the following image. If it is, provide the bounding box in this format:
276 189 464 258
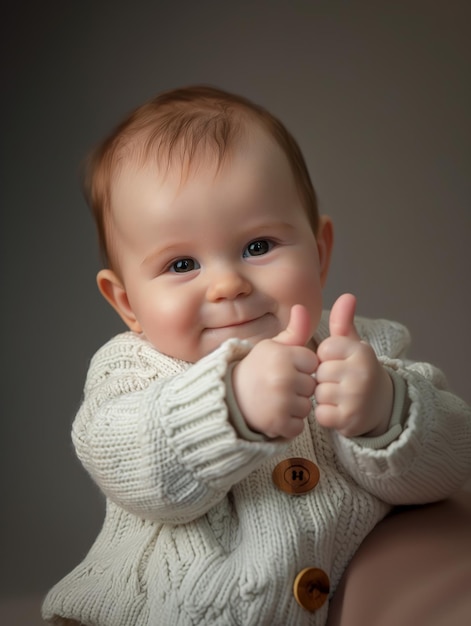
218 318 257 329
209 315 266 331
203 313 278 340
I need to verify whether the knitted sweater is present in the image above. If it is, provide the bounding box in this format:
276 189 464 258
42 312 471 626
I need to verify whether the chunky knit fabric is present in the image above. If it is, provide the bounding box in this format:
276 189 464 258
42 312 471 626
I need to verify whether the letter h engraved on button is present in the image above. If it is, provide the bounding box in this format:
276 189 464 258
291 469 305 482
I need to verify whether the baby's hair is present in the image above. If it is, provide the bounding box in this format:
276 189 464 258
82 85 319 268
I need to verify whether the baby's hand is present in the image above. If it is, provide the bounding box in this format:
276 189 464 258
315 294 393 438
231 305 318 439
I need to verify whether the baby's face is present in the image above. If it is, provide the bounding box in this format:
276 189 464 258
105 127 331 362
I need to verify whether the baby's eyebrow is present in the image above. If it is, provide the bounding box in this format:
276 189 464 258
243 219 296 233
141 242 184 268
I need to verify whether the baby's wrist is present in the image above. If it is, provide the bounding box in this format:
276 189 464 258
373 367 394 433
225 362 267 442
352 368 409 449
364 413 391 438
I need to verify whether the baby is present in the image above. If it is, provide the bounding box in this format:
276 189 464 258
42 86 471 626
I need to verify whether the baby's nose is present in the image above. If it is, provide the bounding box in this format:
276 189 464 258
206 268 252 301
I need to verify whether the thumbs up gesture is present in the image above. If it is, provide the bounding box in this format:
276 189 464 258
315 294 393 438
231 305 319 439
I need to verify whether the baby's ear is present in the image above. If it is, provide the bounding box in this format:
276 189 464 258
316 215 334 287
96 269 142 333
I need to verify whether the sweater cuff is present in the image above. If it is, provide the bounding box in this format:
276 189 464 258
350 368 409 449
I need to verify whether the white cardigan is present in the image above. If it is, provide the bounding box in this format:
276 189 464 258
43 312 471 626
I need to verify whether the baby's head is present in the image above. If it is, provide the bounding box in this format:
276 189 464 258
84 86 333 361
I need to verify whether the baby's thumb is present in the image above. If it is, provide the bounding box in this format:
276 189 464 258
329 293 361 340
273 305 312 347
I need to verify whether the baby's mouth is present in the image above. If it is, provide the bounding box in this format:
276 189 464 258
203 313 277 341
215 317 259 329
208 312 267 331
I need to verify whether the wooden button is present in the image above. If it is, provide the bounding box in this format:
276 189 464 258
293 567 330 612
272 457 320 494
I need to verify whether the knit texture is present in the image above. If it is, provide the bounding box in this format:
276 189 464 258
42 312 471 626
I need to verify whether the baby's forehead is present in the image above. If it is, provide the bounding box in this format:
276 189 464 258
113 118 281 189
109 128 294 229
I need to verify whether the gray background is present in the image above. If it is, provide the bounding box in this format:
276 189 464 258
2 0 470 606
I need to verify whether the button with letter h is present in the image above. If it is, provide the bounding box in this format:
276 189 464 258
272 457 320 495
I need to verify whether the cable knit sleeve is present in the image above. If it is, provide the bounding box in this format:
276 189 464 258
330 318 471 504
72 333 283 524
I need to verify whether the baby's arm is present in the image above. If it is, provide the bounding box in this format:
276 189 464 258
327 312 471 504
72 334 283 525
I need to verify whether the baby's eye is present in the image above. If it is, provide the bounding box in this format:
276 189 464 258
243 239 274 257
169 258 200 273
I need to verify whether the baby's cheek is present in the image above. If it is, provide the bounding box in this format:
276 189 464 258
140 303 195 359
